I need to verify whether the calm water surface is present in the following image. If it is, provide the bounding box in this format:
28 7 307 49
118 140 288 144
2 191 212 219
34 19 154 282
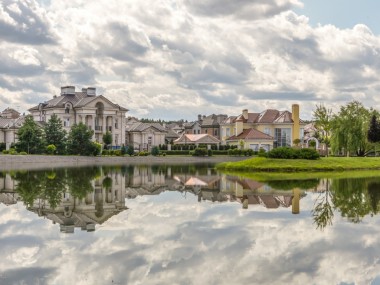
1 164 380 285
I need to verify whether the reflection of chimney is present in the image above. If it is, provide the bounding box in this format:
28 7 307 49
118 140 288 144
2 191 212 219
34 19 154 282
292 188 300 214
242 109 248 120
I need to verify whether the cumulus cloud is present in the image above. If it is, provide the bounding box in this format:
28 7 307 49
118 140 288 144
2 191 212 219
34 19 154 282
0 0 379 119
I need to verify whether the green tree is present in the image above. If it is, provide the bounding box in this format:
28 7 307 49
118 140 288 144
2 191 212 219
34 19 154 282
16 115 45 154
67 122 95 155
127 145 134 156
102 131 112 149
330 101 372 156
313 104 333 156
44 114 67 154
151 146 160 156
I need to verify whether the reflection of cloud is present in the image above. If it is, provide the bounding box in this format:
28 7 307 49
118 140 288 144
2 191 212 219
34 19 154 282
1 192 380 284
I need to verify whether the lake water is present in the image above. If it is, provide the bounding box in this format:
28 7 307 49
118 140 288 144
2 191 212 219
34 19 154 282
1 164 380 285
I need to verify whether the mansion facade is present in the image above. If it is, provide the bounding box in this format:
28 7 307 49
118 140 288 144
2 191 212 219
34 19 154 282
29 86 128 146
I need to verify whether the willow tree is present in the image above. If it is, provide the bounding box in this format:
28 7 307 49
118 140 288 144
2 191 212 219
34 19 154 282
330 101 372 156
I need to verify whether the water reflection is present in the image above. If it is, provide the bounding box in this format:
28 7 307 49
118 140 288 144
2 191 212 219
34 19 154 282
2 165 380 231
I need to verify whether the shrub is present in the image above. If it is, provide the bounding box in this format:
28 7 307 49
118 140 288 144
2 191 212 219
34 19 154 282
207 149 213 156
267 147 320 160
228 148 243 156
258 148 267 157
46 144 56 155
192 147 208 156
138 151 149 156
2 150 9 154
151 146 160 156
212 150 228 155
127 145 135 156
244 149 254 156
120 145 127 156
114 150 122 156
91 142 102 156
102 150 109 156
9 148 17 155
19 151 27 155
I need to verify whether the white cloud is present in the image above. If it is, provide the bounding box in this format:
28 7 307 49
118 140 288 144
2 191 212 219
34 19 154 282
0 0 380 119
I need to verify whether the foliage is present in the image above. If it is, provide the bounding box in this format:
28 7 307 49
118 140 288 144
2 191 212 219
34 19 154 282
207 149 213 156
267 147 320 160
258 148 267 157
67 122 95 155
313 104 333 148
92 142 102 156
330 101 373 157
102 176 113 189
192 147 208 156
44 114 67 154
102 131 112 148
160 150 190 155
151 146 160 156
127 145 135 156
0 143 6 152
46 144 56 155
138 151 149 156
16 115 45 154
368 114 380 143
121 144 127 155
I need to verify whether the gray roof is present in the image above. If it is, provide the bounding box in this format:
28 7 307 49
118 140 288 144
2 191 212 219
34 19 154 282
126 122 167 133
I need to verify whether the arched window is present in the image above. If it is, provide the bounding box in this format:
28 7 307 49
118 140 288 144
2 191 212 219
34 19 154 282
65 103 70 114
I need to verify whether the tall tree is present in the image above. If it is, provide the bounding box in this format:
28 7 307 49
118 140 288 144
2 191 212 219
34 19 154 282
67 122 95 155
313 104 333 155
368 114 380 143
102 131 112 149
44 114 67 154
330 101 371 156
16 115 45 154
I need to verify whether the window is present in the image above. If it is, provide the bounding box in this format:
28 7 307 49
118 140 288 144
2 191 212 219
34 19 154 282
193 130 196 134
214 129 218 136
226 128 230 137
148 136 152 145
115 119 118 129
65 104 70 114
264 128 271 135
274 128 291 147
197 130 200 134
63 118 70 127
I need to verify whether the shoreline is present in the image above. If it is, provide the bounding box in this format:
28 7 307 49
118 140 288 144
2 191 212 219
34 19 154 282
0 155 248 171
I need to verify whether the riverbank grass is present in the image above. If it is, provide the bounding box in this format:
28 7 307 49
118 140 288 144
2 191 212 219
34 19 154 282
216 157 380 172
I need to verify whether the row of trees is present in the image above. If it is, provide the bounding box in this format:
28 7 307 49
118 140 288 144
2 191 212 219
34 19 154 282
16 114 102 155
313 101 380 156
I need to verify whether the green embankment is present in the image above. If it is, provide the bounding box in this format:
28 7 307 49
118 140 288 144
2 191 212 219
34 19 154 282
216 157 380 172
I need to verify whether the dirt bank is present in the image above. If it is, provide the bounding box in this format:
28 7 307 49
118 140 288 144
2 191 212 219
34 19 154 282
0 155 248 171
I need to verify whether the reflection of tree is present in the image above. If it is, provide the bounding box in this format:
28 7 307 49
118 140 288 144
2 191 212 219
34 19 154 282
331 178 371 223
40 169 66 209
13 171 45 207
312 179 334 230
66 167 99 199
267 179 320 190
367 182 380 215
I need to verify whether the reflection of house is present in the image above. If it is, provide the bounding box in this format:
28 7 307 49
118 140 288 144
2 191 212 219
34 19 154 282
28 172 127 233
220 104 306 149
125 166 167 197
125 119 167 151
0 173 20 205
0 109 25 150
29 86 128 147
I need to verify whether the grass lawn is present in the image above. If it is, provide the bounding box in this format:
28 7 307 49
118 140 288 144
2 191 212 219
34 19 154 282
216 157 380 172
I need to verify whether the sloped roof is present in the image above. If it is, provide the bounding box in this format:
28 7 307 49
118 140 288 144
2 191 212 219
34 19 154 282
174 133 220 144
226 128 274 141
165 128 180 139
126 122 167 133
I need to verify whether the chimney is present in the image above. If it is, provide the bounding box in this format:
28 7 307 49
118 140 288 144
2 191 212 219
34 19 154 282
61 86 75 95
242 109 248 120
198 114 202 121
86 87 96 96
291 104 300 145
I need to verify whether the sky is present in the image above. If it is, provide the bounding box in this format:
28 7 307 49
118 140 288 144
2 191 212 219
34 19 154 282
1 0 380 121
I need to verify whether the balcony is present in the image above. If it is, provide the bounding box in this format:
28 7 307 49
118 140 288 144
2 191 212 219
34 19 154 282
95 125 103 132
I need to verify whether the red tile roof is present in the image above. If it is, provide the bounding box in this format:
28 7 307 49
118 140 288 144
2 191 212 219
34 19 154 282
226 128 274 141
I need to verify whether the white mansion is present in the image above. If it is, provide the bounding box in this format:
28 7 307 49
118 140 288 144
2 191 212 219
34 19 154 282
29 86 128 146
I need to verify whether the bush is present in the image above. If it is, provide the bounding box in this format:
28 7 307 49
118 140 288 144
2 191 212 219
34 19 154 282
102 150 109 156
138 151 149 156
46 144 56 155
19 151 27 155
228 148 243 156
114 150 122 156
151 146 160 156
258 148 267 157
192 147 207 156
2 150 9 154
244 149 254 156
127 145 135 156
160 150 190 155
267 147 320 160
120 145 127 155
207 149 213 156
9 148 17 155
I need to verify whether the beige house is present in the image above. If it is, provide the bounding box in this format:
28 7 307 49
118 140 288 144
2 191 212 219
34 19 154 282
0 108 25 150
29 86 128 147
125 120 167 151
221 104 305 150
